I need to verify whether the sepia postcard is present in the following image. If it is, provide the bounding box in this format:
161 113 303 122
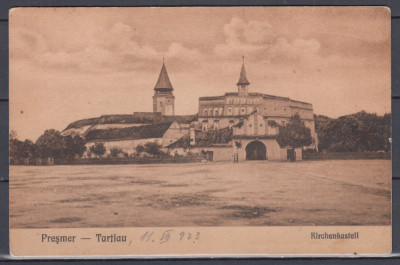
9 6 391 257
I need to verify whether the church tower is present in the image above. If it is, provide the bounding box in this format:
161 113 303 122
237 57 250 96
153 61 175 116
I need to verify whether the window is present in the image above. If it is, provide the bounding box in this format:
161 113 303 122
241 108 245 114
202 120 208 131
204 109 208 116
219 108 223 116
229 120 234 129
214 109 219 116
213 120 219 130
228 107 232 115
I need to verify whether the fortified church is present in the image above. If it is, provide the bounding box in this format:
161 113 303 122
63 59 318 161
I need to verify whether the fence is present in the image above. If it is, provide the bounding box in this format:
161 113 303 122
10 157 54 166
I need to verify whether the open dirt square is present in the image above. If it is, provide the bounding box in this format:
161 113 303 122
10 160 391 228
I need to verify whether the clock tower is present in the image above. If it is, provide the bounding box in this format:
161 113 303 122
153 61 175 116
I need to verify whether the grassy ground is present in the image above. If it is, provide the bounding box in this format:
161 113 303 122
10 160 391 228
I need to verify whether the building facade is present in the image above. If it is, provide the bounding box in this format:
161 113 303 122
190 61 318 161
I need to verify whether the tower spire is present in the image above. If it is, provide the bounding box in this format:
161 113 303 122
237 56 250 86
154 59 173 91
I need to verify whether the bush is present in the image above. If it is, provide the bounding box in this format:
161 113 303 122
135 144 145 154
89 142 106 158
144 141 162 156
109 147 123 158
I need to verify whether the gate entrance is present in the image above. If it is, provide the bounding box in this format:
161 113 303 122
245 141 267 160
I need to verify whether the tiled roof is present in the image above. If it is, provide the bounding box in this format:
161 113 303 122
167 128 233 148
85 122 173 141
64 113 196 131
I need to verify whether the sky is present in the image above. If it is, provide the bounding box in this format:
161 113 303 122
9 7 391 141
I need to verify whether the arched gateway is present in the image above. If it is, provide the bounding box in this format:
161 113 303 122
245 141 267 160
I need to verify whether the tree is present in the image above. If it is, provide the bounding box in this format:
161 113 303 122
9 130 18 140
71 135 87 158
314 111 391 152
35 129 65 159
34 130 87 160
276 114 313 161
63 135 87 159
9 138 35 161
89 142 106 158
144 141 162 156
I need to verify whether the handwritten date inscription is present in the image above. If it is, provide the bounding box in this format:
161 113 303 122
140 230 200 244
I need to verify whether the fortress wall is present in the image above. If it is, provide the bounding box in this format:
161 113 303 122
263 98 291 117
290 106 314 120
88 123 148 131
62 125 92 137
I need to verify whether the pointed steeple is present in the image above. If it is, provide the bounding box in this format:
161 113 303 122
237 56 250 86
154 61 173 91
153 59 175 116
